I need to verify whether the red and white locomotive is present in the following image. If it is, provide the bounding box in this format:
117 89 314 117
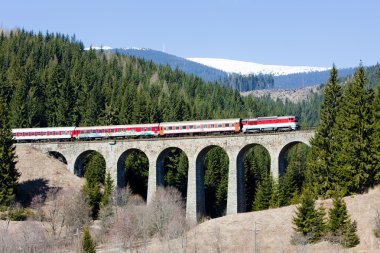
12 116 299 142
242 116 299 132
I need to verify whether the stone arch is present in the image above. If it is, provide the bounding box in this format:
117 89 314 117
117 149 149 199
278 141 310 177
48 151 68 165
74 150 106 177
237 143 271 212
196 145 229 218
157 147 189 199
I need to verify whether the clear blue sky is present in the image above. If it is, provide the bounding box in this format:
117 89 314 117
1 0 379 68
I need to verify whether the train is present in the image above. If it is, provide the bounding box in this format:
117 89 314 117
12 116 299 142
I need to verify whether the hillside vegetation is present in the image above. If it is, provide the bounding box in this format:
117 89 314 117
2 146 380 252
0 30 320 129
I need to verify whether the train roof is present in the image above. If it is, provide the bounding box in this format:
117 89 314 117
75 123 160 130
243 115 297 120
12 127 76 132
159 118 241 126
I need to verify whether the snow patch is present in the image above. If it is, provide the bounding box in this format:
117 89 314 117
187 58 329 76
84 46 113 50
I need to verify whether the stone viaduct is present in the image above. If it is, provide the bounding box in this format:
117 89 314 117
17 130 314 222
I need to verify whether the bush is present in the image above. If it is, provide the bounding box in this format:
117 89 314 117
82 225 96 253
0 204 30 221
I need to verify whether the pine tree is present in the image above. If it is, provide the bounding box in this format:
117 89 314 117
331 66 374 194
82 181 102 220
83 153 106 219
100 172 113 208
253 172 274 211
82 225 96 253
371 67 380 183
0 99 20 205
292 188 325 243
328 195 348 235
327 193 359 247
342 221 360 248
306 65 342 197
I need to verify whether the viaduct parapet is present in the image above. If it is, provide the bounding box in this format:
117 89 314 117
17 130 314 222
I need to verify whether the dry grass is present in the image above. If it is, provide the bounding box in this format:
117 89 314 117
144 188 380 253
10 146 380 252
16 145 84 191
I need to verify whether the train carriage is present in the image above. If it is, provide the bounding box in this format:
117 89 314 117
159 118 241 136
241 116 299 132
12 127 76 142
73 123 160 139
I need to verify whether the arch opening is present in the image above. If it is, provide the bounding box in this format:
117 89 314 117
278 141 310 207
197 145 229 219
117 149 149 200
237 144 271 212
48 151 67 165
158 147 189 201
74 150 106 181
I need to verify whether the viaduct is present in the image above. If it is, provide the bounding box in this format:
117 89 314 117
17 130 314 222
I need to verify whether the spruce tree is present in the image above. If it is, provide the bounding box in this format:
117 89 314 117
342 221 360 248
100 172 113 208
0 99 20 205
306 65 342 197
371 67 380 183
327 194 359 247
292 188 325 243
253 172 274 211
82 225 96 253
331 66 374 194
328 194 349 235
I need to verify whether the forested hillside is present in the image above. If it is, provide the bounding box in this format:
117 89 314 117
112 48 274 91
2 30 378 219
0 30 319 129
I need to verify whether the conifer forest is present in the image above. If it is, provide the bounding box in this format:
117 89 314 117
0 29 380 220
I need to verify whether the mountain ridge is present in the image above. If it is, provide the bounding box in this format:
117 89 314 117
88 47 356 89
187 57 330 76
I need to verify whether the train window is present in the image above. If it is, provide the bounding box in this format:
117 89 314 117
218 124 222 127
211 124 214 128
226 123 230 127
203 124 207 128
190 125 194 129
148 127 151 131
196 125 200 129
37 132 41 136
176 126 179 130
169 126 172 130
110 129 114 133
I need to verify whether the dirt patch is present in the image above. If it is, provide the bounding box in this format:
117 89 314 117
15 146 84 206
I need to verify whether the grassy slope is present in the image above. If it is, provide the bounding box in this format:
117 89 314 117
12 146 380 252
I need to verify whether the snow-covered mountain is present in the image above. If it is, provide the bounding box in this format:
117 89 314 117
187 58 329 76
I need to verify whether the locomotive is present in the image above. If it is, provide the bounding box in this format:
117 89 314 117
12 116 299 142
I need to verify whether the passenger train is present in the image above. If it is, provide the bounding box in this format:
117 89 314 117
12 116 299 142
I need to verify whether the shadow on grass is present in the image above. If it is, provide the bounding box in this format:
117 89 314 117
16 178 61 207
